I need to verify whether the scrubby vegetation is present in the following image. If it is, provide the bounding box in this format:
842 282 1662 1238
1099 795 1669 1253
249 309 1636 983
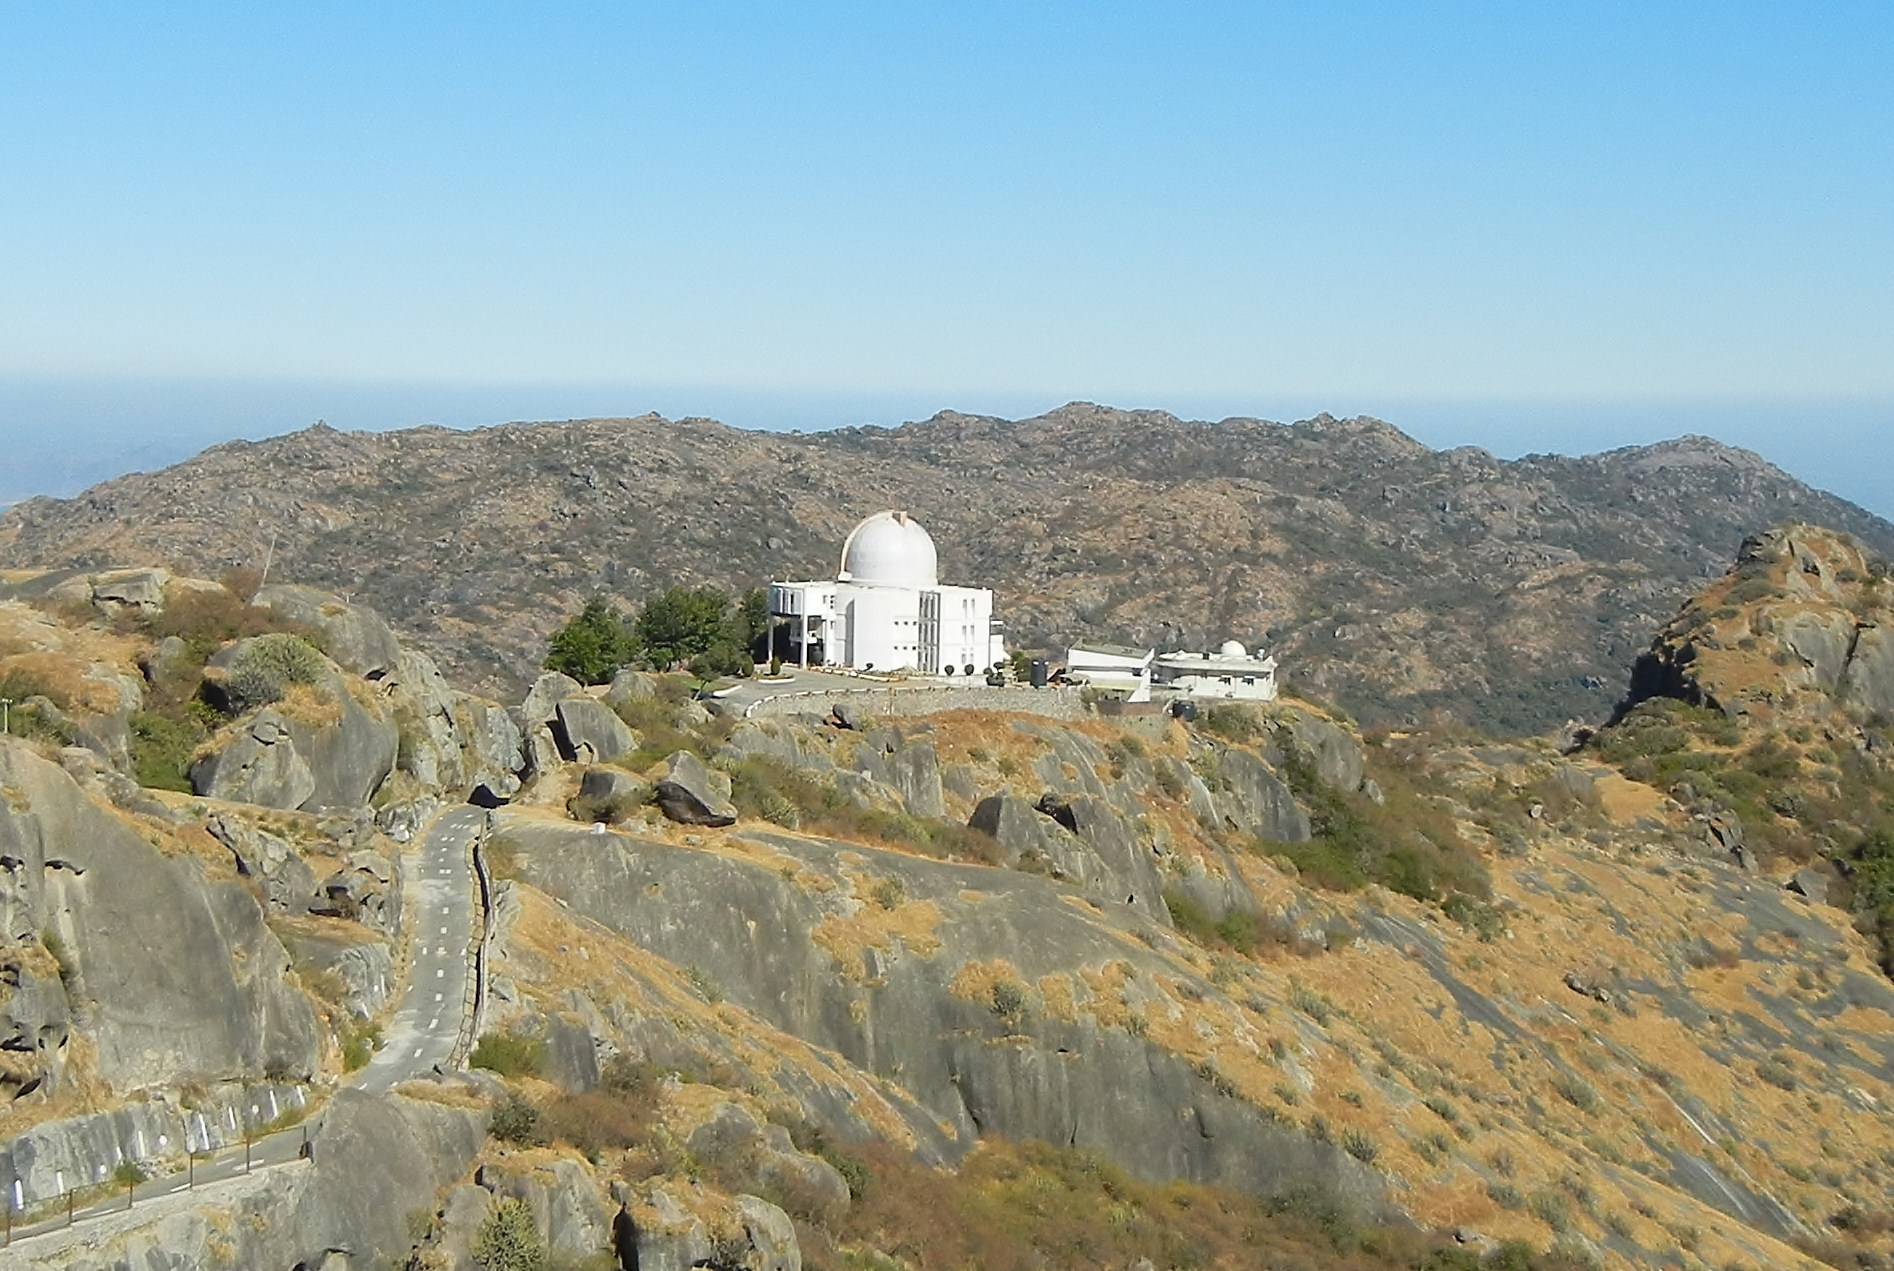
117 579 327 791
470 1030 548 1079
799 1137 1592 1271
723 753 1003 863
1260 726 1491 909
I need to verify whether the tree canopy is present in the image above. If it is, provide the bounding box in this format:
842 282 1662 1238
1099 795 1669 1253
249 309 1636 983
547 586 766 682
543 596 639 685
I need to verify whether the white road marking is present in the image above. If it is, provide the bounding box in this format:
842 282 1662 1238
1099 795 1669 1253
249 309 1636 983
436 968 445 978
440 926 448 934
429 1016 440 1029
413 1047 424 1058
434 992 444 1002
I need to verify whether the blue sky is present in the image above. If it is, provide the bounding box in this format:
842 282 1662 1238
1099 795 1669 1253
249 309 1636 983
2 4 1890 513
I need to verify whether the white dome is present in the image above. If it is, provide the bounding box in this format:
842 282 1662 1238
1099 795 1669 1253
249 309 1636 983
839 511 938 588
1218 639 1248 658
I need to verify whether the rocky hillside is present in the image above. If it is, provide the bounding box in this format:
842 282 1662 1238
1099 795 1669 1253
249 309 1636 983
2 548 1893 1269
4 405 1891 734
1593 523 1894 973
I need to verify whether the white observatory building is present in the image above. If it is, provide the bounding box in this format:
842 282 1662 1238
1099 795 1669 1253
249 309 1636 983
767 511 1006 675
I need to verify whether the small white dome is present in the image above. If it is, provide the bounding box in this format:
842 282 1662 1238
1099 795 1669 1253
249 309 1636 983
839 511 938 588
1218 639 1248 658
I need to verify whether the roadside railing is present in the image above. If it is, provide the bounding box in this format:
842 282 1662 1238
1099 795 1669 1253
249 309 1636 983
449 815 496 1069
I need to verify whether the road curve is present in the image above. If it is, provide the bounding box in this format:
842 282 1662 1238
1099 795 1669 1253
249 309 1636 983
0 803 487 1257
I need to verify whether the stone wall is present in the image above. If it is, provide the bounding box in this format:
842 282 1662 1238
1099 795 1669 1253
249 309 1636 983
0 1081 310 1209
744 683 1089 723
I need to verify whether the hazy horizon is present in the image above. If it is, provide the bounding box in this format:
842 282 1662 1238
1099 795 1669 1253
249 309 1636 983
3 375 1890 523
5 5 1889 518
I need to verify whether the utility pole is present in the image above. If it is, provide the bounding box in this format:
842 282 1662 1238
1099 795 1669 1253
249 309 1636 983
258 531 279 591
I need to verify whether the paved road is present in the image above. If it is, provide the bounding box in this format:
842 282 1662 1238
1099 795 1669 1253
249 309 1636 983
357 804 485 1093
0 804 486 1256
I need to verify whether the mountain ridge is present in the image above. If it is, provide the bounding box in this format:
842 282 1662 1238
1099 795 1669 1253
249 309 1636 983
4 404 1889 733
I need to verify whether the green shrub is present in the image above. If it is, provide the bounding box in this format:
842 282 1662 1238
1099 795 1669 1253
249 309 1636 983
128 704 218 792
990 980 1028 1028
471 1030 547 1078
40 929 75 988
340 1020 381 1071
1262 727 1490 908
1340 1127 1379 1164
1550 1071 1601 1115
1198 704 1260 742
489 1093 542 1146
472 1195 547 1271
223 633 326 712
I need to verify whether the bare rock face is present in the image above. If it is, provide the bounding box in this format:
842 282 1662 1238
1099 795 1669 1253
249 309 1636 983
1210 746 1313 843
621 1184 804 1271
519 671 586 779
311 850 402 936
554 697 636 764
849 729 945 819
241 1087 487 1270
254 582 402 676
505 818 1386 1210
292 682 400 812
189 708 319 810
0 739 321 1088
187 639 401 812
968 793 1065 866
720 717 837 773
205 812 320 911
1267 704 1367 794
1619 524 1894 725
652 751 738 826
85 566 169 609
1840 624 1894 715
0 962 69 1099
604 667 657 706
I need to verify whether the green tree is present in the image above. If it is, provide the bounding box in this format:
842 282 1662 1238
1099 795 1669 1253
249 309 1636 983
634 585 735 672
737 585 770 653
472 1196 547 1271
544 596 639 685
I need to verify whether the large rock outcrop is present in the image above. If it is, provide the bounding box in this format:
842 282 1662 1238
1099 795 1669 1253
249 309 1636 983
500 817 1386 1209
0 741 321 1089
3 1087 488 1271
651 752 738 827
1621 525 1894 723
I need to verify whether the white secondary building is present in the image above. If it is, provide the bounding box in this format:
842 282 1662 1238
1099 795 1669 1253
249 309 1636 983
1065 643 1155 703
1154 640 1280 701
767 511 1006 675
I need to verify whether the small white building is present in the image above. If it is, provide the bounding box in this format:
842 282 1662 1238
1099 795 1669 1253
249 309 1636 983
768 511 1006 675
1154 640 1279 701
1065 643 1155 703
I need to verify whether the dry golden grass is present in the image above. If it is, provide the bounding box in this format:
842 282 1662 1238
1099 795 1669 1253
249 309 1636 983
811 893 944 983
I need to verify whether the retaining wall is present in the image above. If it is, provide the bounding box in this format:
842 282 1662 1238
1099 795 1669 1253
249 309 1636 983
0 1081 309 1210
744 683 1089 723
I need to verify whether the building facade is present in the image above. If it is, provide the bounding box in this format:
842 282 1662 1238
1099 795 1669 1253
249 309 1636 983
768 511 1006 674
1065 643 1155 702
1153 640 1280 701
